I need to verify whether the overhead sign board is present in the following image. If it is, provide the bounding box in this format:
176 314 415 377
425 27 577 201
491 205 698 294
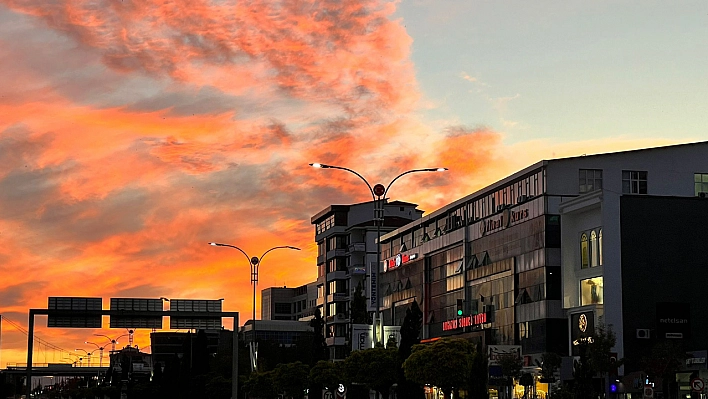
47 297 102 328
110 298 163 328
169 299 223 329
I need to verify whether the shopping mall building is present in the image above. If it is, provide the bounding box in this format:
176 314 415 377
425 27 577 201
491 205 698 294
377 141 708 374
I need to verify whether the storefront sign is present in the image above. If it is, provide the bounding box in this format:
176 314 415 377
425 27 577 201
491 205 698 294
480 207 529 235
656 302 690 339
383 253 418 272
442 312 488 331
571 311 595 355
368 262 377 312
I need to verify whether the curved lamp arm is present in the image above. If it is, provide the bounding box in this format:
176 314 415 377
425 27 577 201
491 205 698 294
208 242 252 265
258 246 301 265
384 168 448 198
310 163 376 200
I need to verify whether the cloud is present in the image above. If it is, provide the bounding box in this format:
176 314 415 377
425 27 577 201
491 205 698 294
0 0 695 368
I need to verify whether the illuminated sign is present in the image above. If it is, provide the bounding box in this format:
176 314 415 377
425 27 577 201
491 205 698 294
480 208 529 235
442 312 488 331
383 253 418 272
579 314 588 333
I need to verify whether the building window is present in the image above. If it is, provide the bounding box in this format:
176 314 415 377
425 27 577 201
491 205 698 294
580 277 603 306
274 303 291 314
580 228 602 269
695 173 708 196
580 233 589 269
622 170 648 194
590 230 598 267
579 169 602 193
598 229 603 266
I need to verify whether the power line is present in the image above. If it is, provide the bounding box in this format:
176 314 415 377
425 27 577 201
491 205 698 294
1 315 74 359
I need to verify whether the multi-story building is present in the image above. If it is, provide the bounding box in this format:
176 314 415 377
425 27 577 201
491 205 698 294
261 282 317 321
378 142 708 380
311 200 423 360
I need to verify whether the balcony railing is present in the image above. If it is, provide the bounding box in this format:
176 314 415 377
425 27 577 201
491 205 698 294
348 242 366 253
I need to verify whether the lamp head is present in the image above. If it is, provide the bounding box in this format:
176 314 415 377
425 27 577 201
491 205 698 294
309 163 330 169
287 246 301 251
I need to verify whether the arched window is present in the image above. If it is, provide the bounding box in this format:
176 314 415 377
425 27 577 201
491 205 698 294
580 233 589 269
590 230 598 267
598 229 603 266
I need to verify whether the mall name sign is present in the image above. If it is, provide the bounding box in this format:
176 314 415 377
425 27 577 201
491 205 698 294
442 312 488 331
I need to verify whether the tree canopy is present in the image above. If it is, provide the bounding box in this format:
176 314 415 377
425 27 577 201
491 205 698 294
343 346 398 399
403 338 476 399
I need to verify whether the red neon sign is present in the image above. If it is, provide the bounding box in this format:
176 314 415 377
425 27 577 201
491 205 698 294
442 313 488 331
384 253 418 272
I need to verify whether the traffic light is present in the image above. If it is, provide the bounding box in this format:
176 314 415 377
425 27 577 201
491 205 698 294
456 299 464 316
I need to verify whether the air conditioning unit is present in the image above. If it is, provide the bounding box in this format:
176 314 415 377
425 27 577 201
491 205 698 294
336 313 345 320
636 329 650 339
497 205 505 212
699 192 707 198
517 195 528 203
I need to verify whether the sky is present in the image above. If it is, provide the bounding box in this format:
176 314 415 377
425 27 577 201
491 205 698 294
0 0 706 367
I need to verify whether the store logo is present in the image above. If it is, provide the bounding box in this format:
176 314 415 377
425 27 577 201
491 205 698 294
384 253 418 272
579 314 588 333
480 208 529 236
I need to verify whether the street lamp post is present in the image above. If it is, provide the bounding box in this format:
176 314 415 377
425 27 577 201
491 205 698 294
85 341 107 368
93 334 128 352
209 242 301 372
309 163 447 346
75 349 96 367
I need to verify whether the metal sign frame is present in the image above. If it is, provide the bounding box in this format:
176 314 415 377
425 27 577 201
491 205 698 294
26 300 239 399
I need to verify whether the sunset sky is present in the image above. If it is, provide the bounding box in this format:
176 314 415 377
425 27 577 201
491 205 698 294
0 0 706 367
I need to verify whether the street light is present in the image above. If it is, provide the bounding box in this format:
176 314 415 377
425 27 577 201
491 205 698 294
208 242 301 372
93 334 128 352
85 341 107 368
75 349 96 367
309 163 447 346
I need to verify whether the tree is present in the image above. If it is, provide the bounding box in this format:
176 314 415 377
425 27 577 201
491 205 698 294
397 301 424 399
641 340 687 399
344 346 399 399
573 323 622 399
309 360 344 393
535 352 562 399
244 370 277 399
403 338 476 399
309 309 328 365
467 342 489 399
351 281 370 324
497 353 523 399
273 362 310 399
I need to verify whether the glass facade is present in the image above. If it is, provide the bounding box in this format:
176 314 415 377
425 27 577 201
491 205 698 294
379 167 566 357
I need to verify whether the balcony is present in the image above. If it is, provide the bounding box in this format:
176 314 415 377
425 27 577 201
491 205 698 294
326 248 347 259
327 293 350 302
348 242 366 253
316 297 324 307
325 313 349 323
317 254 326 265
326 270 348 281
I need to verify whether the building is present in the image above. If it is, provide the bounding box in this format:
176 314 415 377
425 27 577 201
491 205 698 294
261 282 318 321
311 200 423 360
377 141 708 378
